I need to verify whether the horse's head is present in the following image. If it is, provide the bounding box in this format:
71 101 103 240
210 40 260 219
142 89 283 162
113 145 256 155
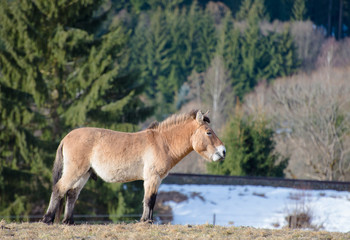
191 111 226 162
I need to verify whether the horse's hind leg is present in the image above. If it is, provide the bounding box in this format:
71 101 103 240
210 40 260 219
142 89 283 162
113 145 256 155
141 175 161 223
43 161 90 224
62 171 91 225
42 186 63 224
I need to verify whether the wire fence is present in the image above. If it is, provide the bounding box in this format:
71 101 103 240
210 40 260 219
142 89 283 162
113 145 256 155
0 213 254 225
1 214 174 224
0 214 142 224
0 213 238 225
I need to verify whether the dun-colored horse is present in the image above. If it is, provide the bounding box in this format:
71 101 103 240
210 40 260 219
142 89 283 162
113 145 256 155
42 110 226 224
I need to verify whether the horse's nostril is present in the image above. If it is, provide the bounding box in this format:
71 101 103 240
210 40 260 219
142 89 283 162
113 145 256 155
223 150 226 157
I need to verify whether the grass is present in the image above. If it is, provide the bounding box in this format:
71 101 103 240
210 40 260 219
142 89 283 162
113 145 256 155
1 221 349 240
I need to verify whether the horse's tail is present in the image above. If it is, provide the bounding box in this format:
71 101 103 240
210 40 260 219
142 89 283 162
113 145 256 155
53 142 64 185
52 142 64 223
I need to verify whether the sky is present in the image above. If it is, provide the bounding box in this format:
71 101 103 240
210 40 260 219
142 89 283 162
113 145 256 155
158 184 350 233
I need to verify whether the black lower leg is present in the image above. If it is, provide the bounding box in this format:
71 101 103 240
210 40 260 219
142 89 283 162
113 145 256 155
62 189 78 225
42 212 56 224
141 193 157 222
42 189 61 224
147 193 157 220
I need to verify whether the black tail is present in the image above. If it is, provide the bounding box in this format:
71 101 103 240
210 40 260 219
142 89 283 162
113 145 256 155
53 142 64 223
52 142 64 185
42 142 65 224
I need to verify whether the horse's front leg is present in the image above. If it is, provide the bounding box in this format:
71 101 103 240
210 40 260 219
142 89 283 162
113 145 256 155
141 175 161 223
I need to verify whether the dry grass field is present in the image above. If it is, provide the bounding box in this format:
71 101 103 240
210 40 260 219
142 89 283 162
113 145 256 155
1 221 349 240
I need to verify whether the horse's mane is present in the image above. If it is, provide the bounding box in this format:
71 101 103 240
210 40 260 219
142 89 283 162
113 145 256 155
147 109 210 131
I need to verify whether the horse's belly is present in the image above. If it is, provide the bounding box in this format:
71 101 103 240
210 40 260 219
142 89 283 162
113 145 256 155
91 159 143 183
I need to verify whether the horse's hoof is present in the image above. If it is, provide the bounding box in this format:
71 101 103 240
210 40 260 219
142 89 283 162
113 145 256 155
139 219 153 224
41 220 53 225
39 219 53 225
62 219 74 225
41 215 54 225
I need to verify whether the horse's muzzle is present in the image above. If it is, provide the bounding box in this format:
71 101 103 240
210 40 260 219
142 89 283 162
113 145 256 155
212 145 226 161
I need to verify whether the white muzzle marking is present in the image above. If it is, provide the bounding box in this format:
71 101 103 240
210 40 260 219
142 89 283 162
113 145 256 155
212 145 226 161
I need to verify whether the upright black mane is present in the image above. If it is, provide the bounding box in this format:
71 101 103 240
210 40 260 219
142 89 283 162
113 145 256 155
146 109 210 131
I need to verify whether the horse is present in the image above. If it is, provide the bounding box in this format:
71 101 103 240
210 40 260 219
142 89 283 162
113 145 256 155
42 109 226 224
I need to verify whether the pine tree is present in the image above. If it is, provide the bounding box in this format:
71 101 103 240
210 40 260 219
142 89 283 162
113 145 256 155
0 0 150 220
218 11 235 60
260 32 281 79
167 7 187 91
239 117 286 177
132 9 174 118
262 26 300 80
0 79 49 219
183 1 202 73
275 26 300 77
231 1 299 99
207 112 243 176
235 0 253 21
234 6 263 99
195 8 217 73
220 11 242 95
292 0 307 21
207 109 287 177
182 2 217 74
236 0 269 21
130 2 218 117
129 13 149 85
252 0 270 21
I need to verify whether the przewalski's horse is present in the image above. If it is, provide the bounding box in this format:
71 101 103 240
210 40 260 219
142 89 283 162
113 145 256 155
42 110 226 224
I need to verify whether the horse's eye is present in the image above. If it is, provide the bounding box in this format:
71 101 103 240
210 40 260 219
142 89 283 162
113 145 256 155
206 131 212 136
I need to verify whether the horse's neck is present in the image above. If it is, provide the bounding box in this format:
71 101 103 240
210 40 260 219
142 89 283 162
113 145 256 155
161 122 195 165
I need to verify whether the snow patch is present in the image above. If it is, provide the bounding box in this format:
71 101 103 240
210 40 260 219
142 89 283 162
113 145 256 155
158 184 350 232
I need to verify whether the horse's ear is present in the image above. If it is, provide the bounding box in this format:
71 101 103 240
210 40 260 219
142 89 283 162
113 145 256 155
204 116 210 124
196 110 204 124
203 110 210 124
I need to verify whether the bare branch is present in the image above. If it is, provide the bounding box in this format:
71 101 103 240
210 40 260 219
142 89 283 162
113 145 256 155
244 67 350 181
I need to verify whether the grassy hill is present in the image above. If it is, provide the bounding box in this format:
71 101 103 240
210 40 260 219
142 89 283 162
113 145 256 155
0 221 349 240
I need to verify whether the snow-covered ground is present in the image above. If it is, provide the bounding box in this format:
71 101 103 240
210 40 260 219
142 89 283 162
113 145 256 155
158 184 350 232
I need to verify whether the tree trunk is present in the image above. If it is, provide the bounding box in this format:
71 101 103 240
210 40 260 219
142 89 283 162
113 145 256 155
338 0 343 39
327 0 333 37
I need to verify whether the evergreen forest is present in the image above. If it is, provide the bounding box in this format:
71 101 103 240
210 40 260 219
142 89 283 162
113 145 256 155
1 0 350 222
